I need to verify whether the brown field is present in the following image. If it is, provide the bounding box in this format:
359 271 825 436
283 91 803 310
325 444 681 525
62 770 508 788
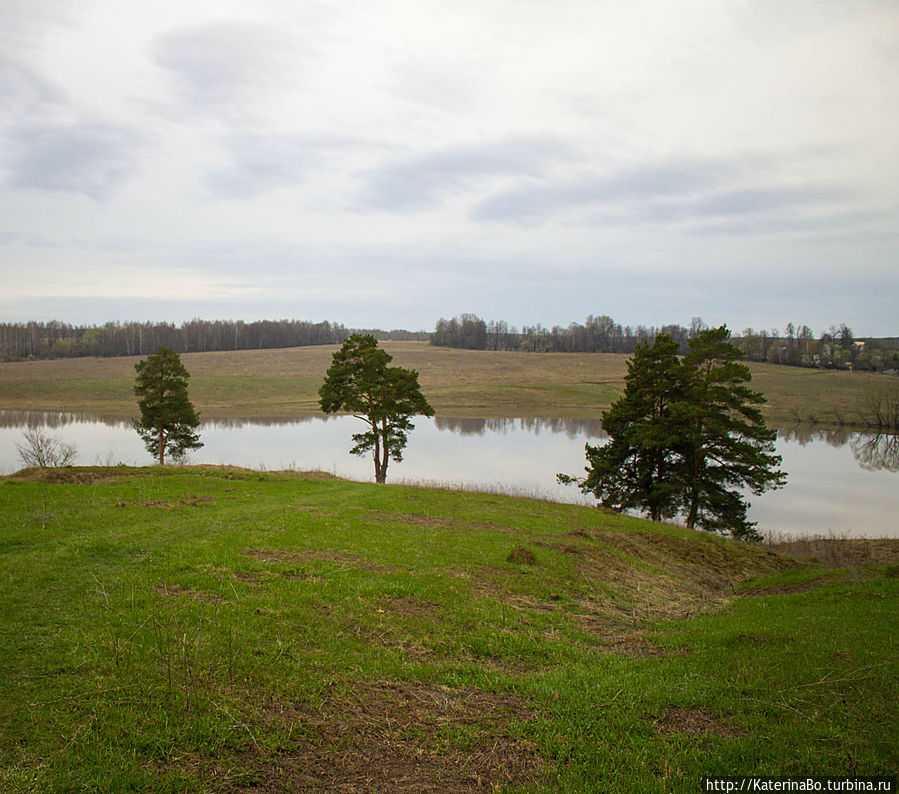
0 341 890 425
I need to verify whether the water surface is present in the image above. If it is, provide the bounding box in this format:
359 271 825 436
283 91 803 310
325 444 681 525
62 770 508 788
1 412 895 538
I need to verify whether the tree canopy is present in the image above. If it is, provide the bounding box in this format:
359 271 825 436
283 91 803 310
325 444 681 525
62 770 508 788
133 347 203 466
561 327 785 540
319 334 433 483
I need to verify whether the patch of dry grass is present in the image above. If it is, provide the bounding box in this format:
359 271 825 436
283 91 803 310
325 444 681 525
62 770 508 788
0 341 889 425
240 680 544 793
763 533 899 568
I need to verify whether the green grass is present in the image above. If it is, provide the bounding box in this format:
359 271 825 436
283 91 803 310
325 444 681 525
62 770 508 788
1 342 890 426
1 467 896 791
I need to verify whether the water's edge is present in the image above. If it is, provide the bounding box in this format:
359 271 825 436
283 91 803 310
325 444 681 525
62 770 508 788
2 412 896 538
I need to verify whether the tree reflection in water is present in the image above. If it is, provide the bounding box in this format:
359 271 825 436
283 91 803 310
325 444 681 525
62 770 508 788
850 433 899 472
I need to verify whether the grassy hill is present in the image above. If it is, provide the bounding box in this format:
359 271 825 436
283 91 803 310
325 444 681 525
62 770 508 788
1 467 896 791
0 341 891 426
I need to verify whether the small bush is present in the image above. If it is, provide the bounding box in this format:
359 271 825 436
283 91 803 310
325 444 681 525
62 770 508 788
14 429 77 468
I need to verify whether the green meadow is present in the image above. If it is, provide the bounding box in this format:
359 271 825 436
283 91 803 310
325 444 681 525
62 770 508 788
1 466 896 791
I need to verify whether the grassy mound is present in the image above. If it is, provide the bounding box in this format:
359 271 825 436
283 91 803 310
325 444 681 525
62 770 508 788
1 467 896 791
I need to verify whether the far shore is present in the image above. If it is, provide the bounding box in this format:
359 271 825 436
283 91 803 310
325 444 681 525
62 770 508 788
0 341 893 428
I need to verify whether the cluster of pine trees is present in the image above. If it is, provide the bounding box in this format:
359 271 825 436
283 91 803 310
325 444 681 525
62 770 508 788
560 327 786 540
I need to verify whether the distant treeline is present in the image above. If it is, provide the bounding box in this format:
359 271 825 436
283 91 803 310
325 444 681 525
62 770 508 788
0 319 428 361
431 314 899 372
3 315 897 373
431 314 707 354
734 324 897 372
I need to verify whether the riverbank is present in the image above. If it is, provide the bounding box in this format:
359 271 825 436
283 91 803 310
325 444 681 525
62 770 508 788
0 341 891 427
1 466 896 790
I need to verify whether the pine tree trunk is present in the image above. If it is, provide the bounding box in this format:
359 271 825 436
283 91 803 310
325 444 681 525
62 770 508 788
158 428 165 466
686 451 701 528
375 419 389 483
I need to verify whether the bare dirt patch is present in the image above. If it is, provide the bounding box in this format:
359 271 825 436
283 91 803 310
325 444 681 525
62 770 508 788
243 549 397 574
222 681 544 792
232 570 264 585
602 634 687 658
378 595 442 619
366 510 520 536
726 632 795 647
741 578 830 597
114 494 215 509
150 583 223 603
367 510 458 529
179 492 215 506
654 707 740 738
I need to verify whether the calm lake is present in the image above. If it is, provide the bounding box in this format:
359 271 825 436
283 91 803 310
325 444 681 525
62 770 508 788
2 411 897 538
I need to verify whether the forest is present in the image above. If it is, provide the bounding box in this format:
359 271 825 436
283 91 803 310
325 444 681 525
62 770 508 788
2 314 897 373
430 314 899 372
0 319 427 361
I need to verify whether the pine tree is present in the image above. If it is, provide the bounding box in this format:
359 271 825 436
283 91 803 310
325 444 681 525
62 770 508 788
676 327 785 539
570 335 684 521
561 327 785 540
319 335 433 483
133 347 202 465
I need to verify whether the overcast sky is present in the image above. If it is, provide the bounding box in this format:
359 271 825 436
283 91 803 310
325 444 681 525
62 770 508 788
1 0 897 336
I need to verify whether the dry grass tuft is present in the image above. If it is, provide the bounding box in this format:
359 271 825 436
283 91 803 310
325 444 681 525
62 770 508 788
243 548 397 574
150 583 223 603
506 546 538 565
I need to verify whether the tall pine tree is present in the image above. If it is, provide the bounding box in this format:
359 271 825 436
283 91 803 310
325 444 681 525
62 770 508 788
319 335 433 483
133 347 203 465
567 335 684 521
561 327 785 540
676 327 785 539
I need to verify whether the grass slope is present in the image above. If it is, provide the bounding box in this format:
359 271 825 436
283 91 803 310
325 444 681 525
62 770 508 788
1 467 896 792
0 341 888 425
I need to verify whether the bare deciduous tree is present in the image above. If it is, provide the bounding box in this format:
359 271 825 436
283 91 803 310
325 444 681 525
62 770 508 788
15 429 77 468
861 382 899 431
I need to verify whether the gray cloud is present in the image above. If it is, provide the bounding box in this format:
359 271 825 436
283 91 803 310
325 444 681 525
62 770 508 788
4 122 144 200
153 21 301 113
631 184 857 237
355 137 579 211
472 154 858 237
687 186 848 217
206 133 347 198
472 158 738 222
0 56 65 116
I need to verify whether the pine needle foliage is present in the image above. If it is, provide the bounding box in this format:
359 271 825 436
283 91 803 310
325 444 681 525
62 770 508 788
319 334 433 483
133 347 203 465
563 327 785 540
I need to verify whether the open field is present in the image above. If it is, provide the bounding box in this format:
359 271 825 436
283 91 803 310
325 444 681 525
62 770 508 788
0 341 893 426
1 466 897 791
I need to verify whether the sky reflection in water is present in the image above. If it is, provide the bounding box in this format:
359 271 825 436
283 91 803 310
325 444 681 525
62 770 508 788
1 413 895 538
